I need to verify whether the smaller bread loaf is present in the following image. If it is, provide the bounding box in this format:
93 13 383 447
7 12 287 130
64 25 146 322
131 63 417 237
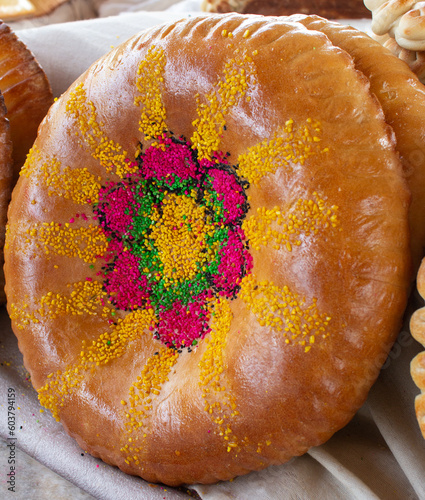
290 14 425 277
201 0 371 18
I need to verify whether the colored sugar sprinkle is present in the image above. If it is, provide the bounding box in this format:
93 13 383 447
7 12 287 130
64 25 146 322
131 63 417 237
9 280 112 329
66 83 138 179
191 53 256 160
237 119 326 185
134 46 167 141
24 222 108 263
122 346 180 461
21 147 101 204
93 134 252 349
242 195 339 252
199 297 243 452
38 307 156 420
239 274 332 351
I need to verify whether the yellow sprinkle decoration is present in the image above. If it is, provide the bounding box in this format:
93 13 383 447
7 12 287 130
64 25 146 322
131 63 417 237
238 119 327 185
191 53 256 160
9 280 111 330
38 307 156 420
199 298 243 452
21 146 100 204
66 83 137 178
149 194 213 286
121 347 180 464
134 46 168 140
23 222 108 263
242 194 339 251
240 274 331 350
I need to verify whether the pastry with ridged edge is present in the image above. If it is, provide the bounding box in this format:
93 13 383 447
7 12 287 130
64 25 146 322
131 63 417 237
4 14 411 485
0 92 13 307
0 20 53 183
0 20 53 302
291 13 425 274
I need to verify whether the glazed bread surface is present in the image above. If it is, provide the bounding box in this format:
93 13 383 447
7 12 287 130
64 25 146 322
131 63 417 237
0 92 12 305
0 21 53 302
4 14 411 485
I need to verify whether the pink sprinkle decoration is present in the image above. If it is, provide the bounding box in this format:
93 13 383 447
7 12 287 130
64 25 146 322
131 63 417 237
101 241 150 310
141 136 197 183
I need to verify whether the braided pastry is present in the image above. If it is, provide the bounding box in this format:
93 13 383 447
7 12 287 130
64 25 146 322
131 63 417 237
365 0 425 80
4 14 412 485
381 33 425 81
410 262 425 439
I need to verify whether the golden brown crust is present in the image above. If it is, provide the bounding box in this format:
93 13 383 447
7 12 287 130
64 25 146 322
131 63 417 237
4 14 411 485
0 20 53 302
201 0 371 18
0 21 53 181
0 92 13 304
290 14 425 274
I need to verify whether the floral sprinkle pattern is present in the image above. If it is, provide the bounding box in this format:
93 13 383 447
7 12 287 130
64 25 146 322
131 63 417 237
94 134 252 349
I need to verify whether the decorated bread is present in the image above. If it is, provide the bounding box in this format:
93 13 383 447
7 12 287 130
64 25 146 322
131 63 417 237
0 21 53 302
201 0 371 19
4 14 411 485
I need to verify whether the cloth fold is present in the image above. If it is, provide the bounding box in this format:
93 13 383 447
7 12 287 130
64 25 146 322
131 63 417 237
0 5 423 499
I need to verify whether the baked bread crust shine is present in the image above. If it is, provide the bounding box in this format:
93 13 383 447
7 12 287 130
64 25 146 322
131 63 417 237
0 21 53 181
4 14 411 485
0 21 53 302
0 92 13 306
291 14 425 273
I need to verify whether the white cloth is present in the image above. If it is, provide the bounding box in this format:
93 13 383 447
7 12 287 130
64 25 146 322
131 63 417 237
0 3 423 499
